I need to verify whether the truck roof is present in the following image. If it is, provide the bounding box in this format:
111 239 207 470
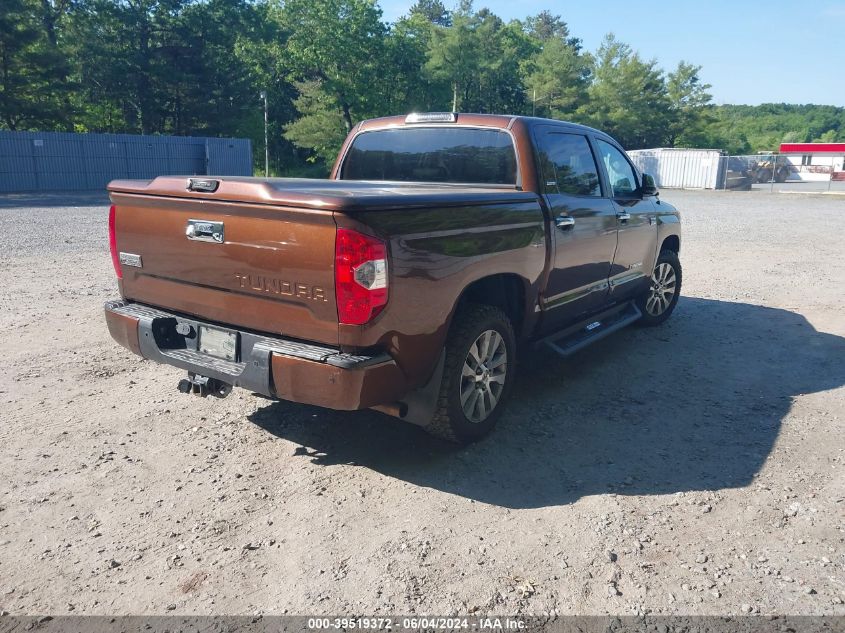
356 112 610 139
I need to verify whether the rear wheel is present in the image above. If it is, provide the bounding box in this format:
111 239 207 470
424 304 516 443
636 250 681 326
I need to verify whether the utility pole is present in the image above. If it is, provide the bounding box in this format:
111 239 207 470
259 90 269 177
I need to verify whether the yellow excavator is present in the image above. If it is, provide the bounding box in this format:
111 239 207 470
751 154 791 183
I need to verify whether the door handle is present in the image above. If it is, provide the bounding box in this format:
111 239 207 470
616 211 631 222
555 215 575 230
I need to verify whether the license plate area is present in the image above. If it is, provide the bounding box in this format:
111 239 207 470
198 325 238 361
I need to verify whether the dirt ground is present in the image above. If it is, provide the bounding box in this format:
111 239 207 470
0 189 843 617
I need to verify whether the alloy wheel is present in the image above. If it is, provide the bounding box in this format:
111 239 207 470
460 329 507 423
646 262 677 317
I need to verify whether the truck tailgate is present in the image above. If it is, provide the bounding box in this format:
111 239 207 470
108 188 339 346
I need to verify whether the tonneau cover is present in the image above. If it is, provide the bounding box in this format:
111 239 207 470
107 176 537 212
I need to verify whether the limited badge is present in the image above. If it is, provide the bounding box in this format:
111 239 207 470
119 252 142 268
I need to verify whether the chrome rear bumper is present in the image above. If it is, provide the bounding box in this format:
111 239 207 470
104 300 392 401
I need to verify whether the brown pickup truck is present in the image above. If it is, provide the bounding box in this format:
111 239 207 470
105 113 681 442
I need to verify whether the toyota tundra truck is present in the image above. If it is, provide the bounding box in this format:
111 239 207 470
105 113 682 442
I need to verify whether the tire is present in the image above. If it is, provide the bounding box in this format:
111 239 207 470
636 250 682 327
757 168 772 183
424 304 516 443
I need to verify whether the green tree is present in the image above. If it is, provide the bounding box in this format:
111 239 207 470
425 4 529 113
282 0 387 135
703 103 845 152
472 12 530 113
523 10 582 49
233 1 303 173
283 80 350 165
408 0 450 26
665 61 712 146
70 0 186 134
815 129 839 143
380 18 431 113
0 0 72 130
9 0 845 173
581 34 670 149
522 13 591 119
425 6 481 111
166 0 266 136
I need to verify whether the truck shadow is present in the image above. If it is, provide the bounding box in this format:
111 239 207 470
248 297 845 509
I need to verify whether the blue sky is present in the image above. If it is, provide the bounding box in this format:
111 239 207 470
379 0 845 106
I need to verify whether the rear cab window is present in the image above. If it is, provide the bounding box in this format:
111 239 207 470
339 127 517 185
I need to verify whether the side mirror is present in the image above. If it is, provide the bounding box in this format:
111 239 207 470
641 173 659 197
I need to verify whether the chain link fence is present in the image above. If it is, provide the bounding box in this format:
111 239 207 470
720 154 844 193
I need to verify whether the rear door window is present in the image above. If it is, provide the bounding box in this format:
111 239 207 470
534 131 602 197
339 127 517 185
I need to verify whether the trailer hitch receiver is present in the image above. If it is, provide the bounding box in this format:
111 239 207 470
177 373 232 398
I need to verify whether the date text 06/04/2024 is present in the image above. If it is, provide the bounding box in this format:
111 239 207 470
306 617 527 630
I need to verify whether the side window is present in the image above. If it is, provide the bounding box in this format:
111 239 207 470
596 139 639 197
535 132 601 197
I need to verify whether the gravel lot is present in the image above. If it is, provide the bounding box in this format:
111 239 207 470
0 189 843 617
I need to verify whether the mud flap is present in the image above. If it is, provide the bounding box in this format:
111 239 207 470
398 350 446 427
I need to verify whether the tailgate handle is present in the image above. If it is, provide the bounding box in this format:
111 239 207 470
186 219 224 243
187 178 220 192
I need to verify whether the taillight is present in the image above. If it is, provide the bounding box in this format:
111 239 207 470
335 228 388 325
108 204 122 279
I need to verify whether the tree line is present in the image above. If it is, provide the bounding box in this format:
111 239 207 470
2 0 844 174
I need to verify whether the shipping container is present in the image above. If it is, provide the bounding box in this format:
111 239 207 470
628 148 723 190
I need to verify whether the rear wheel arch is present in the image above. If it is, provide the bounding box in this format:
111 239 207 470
450 273 528 338
402 273 527 415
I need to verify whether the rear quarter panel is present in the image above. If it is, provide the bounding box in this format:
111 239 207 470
335 200 546 387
